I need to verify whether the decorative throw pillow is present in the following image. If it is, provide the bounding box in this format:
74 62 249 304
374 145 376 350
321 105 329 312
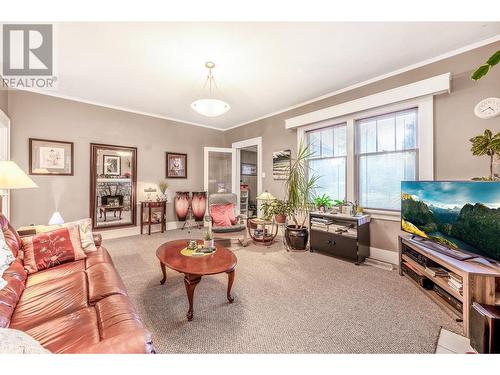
21 226 86 274
0 328 50 354
225 203 237 225
74 218 97 252
0 230 15 290
29 218 97 253
211 204 232 227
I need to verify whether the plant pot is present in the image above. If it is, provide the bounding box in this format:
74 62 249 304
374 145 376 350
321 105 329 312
285 225 309 250
318 206 325 212
274 214 287 224
204 239 214 249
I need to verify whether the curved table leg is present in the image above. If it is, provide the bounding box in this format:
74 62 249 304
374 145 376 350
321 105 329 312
184 274 202 321
226 269 235 303
159 262 167 285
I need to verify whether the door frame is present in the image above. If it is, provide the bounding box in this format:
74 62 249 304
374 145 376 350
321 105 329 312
232 136 263 214
203 146 237 195
0 109 11 219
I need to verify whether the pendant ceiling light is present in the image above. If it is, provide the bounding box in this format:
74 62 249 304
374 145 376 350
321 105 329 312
191 62 230 117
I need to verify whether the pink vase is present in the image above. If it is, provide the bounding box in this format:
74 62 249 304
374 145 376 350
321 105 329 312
191 192 207 222
175 192 190 221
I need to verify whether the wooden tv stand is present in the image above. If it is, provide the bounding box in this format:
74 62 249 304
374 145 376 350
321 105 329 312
399 235 500 337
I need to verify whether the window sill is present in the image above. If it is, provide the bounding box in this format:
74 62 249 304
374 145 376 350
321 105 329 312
364 209 400 222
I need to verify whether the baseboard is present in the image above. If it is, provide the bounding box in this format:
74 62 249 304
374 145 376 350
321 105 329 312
369 246 399 265
98 226 141 240
98 221 189 240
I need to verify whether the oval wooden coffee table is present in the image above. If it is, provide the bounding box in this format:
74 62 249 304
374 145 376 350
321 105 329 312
156 239 237 321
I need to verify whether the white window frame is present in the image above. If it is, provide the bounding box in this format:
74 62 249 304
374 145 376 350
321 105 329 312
305 122 348 201
297 95 434 221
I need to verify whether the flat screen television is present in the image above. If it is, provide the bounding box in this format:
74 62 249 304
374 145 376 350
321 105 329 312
401 181 500 262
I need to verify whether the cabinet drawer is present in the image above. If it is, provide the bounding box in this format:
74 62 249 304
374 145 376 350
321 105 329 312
310 230 358 261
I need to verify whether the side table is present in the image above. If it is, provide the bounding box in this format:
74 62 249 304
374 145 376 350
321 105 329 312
140 201 166 235
247 217 278 246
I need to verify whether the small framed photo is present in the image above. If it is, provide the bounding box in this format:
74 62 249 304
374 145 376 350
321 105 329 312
241 163 257 176
166 152 187 178
29 138 74 175
103 155 121 176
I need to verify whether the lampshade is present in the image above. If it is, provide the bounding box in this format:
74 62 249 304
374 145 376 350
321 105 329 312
256 191 276 201
191 99 230 117
48 211 64 225
0 161 38 189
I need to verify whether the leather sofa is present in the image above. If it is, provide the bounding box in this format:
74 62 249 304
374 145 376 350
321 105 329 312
0 214 154 354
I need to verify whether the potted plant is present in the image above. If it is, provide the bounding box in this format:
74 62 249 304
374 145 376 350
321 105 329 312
203 230 214 249
262 199 291 223
158 180 169 201
313 194 333 212
284 142 319 250
469 129 500 180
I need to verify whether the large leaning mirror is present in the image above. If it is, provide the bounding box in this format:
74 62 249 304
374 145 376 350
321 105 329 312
90 143 137 230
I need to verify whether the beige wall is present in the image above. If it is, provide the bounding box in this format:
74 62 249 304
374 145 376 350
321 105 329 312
224 41 500 253
0 89 7 114
7 90 225 228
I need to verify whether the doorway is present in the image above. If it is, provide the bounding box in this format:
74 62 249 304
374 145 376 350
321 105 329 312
203 137 262 216
232 137 263 216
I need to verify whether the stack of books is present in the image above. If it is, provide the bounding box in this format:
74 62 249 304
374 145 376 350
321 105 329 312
424 266 449 278
447 272 463 295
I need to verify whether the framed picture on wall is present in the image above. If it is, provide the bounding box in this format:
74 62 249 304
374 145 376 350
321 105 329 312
273 149 291 180
103 155 121 176
29 138 74 175
241 163 257 176
166 152 187 178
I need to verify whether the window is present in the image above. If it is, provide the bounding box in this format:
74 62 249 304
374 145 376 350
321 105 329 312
307 123 347 201
356 108 418 210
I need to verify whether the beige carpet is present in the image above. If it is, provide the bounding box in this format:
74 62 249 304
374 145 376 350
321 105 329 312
104 228 462 353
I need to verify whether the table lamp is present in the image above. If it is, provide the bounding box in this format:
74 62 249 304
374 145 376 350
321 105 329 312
256 190 276 218
144 187 157 201
0 161 38 214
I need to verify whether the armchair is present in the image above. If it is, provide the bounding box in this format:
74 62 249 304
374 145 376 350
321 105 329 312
208 193 249 247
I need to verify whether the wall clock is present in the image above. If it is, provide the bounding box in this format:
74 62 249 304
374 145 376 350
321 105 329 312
474 97 500 119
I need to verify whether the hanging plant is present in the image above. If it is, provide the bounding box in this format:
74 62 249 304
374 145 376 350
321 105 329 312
471 50 500 81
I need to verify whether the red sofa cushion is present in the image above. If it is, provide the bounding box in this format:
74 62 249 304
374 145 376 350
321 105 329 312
21 227 86 274
0 214 22 258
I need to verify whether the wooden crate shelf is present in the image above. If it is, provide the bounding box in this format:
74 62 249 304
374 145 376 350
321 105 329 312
399 236 500 338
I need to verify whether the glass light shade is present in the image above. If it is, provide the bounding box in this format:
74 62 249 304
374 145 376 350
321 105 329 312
0 161 38 189
48 211 64 225
191 99 230 117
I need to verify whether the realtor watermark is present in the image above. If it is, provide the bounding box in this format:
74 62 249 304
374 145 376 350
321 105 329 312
1 24 57 89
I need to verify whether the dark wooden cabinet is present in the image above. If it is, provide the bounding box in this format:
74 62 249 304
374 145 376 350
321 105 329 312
309 212 370 264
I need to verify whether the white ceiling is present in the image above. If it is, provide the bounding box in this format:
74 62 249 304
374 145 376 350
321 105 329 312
10 23 500 130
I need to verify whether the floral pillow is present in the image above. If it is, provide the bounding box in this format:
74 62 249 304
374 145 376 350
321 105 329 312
21 226 86 274
0 230 15 290
30 218 97 253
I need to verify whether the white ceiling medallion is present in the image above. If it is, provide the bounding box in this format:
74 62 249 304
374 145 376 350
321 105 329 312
191 62 230 118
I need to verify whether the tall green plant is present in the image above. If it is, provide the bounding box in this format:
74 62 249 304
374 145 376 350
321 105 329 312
285 141 319 228
469 129 500 180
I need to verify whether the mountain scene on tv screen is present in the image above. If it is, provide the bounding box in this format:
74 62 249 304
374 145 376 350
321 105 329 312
401 181 500 261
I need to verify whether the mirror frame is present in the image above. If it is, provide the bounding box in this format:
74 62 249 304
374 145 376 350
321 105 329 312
90 143 137 230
